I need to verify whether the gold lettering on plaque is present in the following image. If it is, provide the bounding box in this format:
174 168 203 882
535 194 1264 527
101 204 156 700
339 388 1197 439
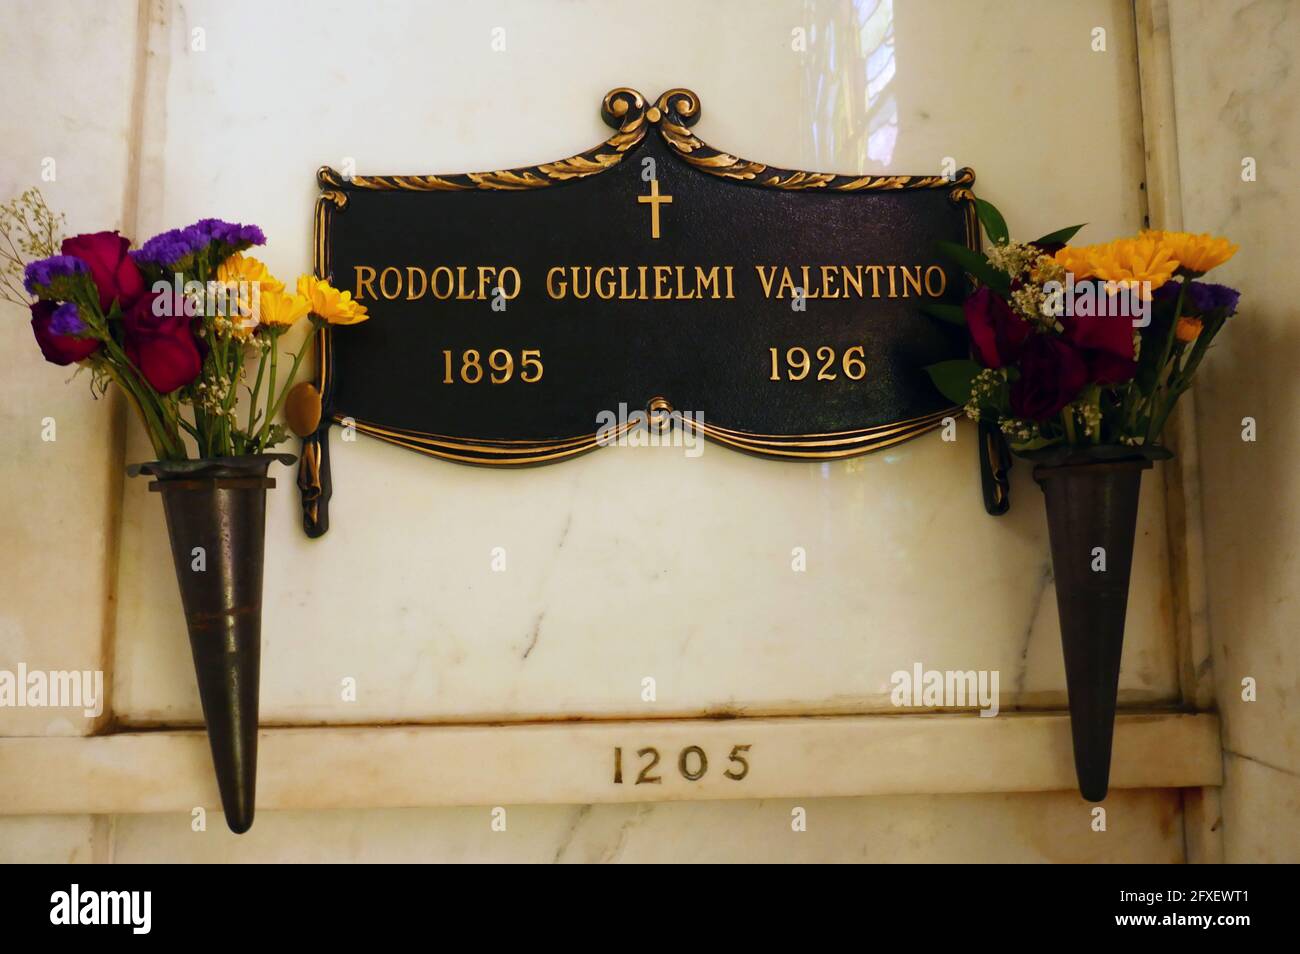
352 265 520 302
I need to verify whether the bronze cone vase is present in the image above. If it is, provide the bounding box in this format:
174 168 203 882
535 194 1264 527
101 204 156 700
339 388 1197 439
1032 453 1154 802
128 454 294 833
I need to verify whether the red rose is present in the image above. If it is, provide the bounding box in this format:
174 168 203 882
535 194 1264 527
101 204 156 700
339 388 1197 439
1082 349 1137 385
122 292 202 393
30 301 100 365
1063 307 1137 385
965 286 1031 369
62 231 145 313
1009 334 1089 421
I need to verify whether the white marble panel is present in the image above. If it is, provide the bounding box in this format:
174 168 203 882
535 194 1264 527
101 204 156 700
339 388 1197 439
0 0 140 736
0 814 102 863
1220 753 1300 863
107 789 1184 863
1164 0 1300 859
0 714 1220 814
110 0 1177 725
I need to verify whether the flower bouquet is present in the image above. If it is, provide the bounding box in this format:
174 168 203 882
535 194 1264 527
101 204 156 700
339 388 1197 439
4 190 368 831
924 199 1238 800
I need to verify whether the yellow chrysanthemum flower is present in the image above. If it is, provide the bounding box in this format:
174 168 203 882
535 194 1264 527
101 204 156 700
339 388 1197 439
296 275 370 325
217 254 285 338
257 289 311 329
217 253 284 294
1145 230 1238 275
1053 245 1096 280
1086 235 1178 295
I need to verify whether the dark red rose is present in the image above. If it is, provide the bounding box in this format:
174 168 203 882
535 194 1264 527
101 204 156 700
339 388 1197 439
62 231 145 312
122 292 202 393
30 301 100 365
965 286 1031 369
1009 334 1089 421
1082 349 1137 385
1063 308 1137 385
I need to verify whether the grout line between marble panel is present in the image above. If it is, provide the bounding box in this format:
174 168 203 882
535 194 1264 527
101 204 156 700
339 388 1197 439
108 704 1202 735
121 0 151 242
1134 0 1224 865
92 0 155 736
90 814 117 864
1134 0 1214 711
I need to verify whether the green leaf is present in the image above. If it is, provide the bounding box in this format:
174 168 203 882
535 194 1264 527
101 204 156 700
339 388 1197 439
1033 223 1086 246
935 240 1010 294
974 198 1009 245
918 301 966 325
925 359 982 405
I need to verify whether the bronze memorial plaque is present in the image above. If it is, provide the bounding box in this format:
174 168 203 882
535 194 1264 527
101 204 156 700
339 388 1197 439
297 87 978 535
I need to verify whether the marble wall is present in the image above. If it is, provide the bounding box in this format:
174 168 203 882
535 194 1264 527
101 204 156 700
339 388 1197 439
0 0 139 737
112 0 1176 729
3 0 1292 863
1164 0 1300 863
2 790 1184 864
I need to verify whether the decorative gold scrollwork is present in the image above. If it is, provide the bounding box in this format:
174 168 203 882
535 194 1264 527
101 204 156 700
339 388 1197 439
654 88 700 124
317 166 467 192
763 171 836 190
657 116 767 180
948 187 980 249
316 87 650 195
316 89 973 199
641 88 975 194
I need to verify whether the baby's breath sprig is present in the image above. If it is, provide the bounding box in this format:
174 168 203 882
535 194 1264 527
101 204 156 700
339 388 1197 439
1011 282 1064 332
1030 254 1066 286
985 240 1040 279
999 417 1039 444
964 367 1009 422
1074 399 1102 439
0 187 66 306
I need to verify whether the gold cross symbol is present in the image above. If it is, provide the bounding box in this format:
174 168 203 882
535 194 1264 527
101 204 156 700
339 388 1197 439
637 179 673 239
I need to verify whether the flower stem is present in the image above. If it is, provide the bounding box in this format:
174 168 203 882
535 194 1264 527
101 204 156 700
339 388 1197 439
255 319 320 452
101 361 167 459
254 324 315 452
1061 406 1078 446
99 333 186 460
256 329 280 452
244 344 267 438
1145 278 1188 445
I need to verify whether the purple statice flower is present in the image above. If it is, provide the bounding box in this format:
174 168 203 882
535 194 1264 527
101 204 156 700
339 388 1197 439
131 228 204 268
131 219 264 270
186 218 265 248
23 254 89 294
1154 279 1241 317
48 302 87 336
1190 282 1239 316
